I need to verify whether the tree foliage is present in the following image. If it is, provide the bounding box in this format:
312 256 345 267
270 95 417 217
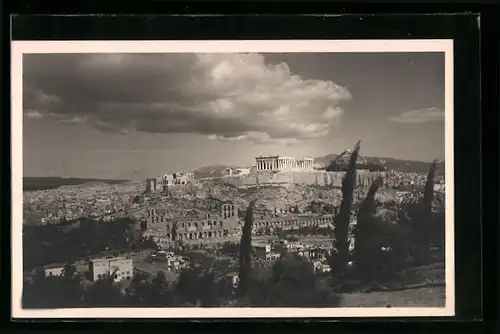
238 199 256 296
330 140 361 277
354 176 385 281
23 217 156 271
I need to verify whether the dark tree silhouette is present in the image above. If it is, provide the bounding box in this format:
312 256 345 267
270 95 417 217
238 199 256 296
175 264 220 306
23 266 85 308
62 263 77 279
23 217 140 270
415 159 438 261
330 140 361 278
171 221 178 242
144 271 176 306
354 176 384 281
245 254 342 307
84 279 124 307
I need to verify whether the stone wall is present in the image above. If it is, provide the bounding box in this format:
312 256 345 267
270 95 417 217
221 171 384 188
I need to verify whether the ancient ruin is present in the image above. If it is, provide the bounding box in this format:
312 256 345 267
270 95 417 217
255 155 314 171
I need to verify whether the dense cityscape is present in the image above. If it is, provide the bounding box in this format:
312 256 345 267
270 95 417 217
22 149 446 308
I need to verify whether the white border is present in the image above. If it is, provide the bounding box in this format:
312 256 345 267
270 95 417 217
11 39 454 318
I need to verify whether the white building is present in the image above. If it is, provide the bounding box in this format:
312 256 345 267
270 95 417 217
44 264 66 277
88 257 134 282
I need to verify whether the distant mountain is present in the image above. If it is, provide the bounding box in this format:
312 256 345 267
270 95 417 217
322 149 387 172
315 153 445 175
23 177 129 191
192 165 240 179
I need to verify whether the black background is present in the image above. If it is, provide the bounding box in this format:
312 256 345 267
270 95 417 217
4 1 498 333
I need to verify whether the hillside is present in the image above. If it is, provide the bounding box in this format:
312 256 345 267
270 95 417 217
192 165 240 179
147 181 398 219
341 262 446 307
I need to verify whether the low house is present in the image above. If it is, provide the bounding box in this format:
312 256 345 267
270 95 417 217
44 263 66 277
88 257 134 282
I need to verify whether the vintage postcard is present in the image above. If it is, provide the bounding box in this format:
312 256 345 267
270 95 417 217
11 40 454 318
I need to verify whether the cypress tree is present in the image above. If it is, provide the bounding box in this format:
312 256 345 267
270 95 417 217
417 159 438 259
171 221 178 242
238 199 257 296
422 160 438 222
330 140 361 277
354 176 384 280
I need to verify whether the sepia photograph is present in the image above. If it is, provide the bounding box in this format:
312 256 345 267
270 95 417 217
12 40 454 318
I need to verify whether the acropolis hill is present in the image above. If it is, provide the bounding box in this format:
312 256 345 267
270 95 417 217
221 152 385 188
146 152 388 194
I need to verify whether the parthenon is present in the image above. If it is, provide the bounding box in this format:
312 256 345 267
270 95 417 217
255 155 314 171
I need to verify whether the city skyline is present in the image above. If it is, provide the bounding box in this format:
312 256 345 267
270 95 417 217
23 52 445 180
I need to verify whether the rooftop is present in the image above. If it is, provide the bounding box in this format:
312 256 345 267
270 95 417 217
90 257 129 263
44 263 67 269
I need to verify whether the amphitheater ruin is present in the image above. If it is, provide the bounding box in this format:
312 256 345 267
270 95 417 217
143 201 337 247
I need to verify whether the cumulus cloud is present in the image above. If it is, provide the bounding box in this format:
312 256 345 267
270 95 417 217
389 107 445 124
23 53 351 143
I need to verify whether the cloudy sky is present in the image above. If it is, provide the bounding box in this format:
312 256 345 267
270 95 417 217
23 52 445 179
